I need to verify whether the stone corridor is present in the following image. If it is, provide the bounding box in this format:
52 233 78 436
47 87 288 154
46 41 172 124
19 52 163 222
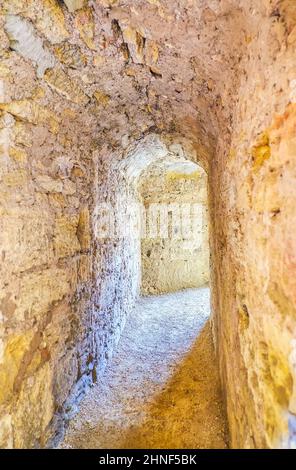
1 0 296 450
60 288 228 449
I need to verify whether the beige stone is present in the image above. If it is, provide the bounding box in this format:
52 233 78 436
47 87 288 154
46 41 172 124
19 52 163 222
145 40 159 67
93 90 110 107
0 100 59 134
63 0 88 12
140 161 209 294
0 331 34 406
3 0 69 43
54 43 87 69
4 15 55 77
0 208 54 273
0 414 13 449
77 207 91 251
35 175 63 193
5 268 71 323
54 215 81 258
78 254 91 282
75 7 96 50
1 0 296 451
122 27 145 64
13 362 54 448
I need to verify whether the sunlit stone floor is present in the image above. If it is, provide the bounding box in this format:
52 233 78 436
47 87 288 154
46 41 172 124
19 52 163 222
60 287 228 449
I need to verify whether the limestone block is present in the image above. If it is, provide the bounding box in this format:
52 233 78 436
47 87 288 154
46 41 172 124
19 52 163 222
3 0 69 44
145 40 159 67
13 362 54 448
93 55 105 67
63 179 77 196
44 68 89 105
12 122 32 148
78 254 91 282
9 146 28 164
54 215 81 258
93 90 110 107
122 27 145 64
0 267 71 325
63 0 88 12
75 7 96 50
77 207 91 250
0 100 59 134
0 331 34 406
34 0 69 43
0 208 54 274
54 43 87 69
0 414 13 449
35 175 63 193
4 15 55 77
2 169 27 187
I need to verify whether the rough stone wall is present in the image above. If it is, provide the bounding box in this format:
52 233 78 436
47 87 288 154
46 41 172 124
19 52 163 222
0 0 296 450
210 1 296 449
140 160 209 295
0 1 139 448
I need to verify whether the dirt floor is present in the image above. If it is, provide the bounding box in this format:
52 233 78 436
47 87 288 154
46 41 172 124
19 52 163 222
60 287 229 449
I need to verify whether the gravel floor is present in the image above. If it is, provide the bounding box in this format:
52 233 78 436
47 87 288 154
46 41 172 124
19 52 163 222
60 287 229 449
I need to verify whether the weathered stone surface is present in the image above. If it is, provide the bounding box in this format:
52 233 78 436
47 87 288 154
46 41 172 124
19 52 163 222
0 208 54 273
140 160 209 294
0 100 59 133
3 0 69 44
93 90 110 107
78 254 91 282
54 43 86 69
54 215 81 258
0 331 34 406
0 414 13 449
74 7 96 50
4 15 55 77
63 0 88 13
145 40 159 67
35 175 63 193
2 268 71 323
122 27 145 64
77 207 91 251
13 362 54 448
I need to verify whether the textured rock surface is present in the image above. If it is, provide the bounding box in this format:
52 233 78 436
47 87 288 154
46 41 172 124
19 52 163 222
140 159 209 294
60 288 228 449
0 0 295 449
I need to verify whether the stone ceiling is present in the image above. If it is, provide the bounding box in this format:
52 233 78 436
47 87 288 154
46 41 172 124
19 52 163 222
1 0 253 162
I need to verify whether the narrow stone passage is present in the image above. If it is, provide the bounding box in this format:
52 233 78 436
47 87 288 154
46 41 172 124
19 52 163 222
60 288 228 449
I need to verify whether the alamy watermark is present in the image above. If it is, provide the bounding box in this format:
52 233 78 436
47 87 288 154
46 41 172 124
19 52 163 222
94 200 205 248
